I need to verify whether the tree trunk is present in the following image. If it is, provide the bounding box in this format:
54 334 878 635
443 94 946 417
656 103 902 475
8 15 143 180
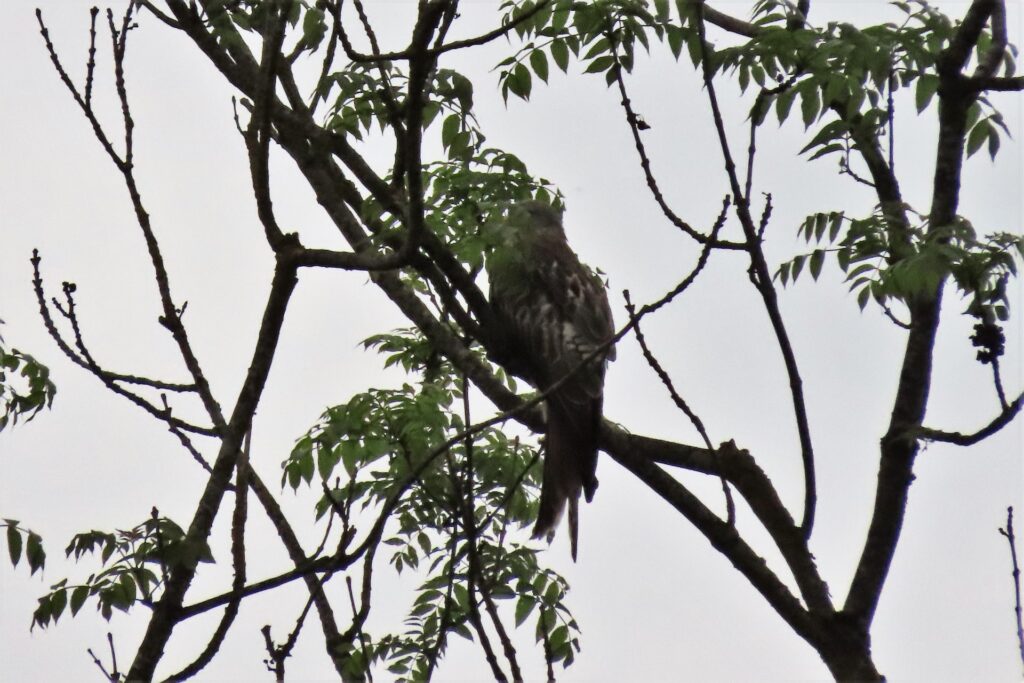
814 614 884 682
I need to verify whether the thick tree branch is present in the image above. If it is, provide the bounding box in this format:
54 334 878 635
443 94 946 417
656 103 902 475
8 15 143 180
604 435 818 644
127 261 299 680
844 0 1003 629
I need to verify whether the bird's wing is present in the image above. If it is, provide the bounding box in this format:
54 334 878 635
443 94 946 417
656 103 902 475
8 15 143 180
527 234 615 397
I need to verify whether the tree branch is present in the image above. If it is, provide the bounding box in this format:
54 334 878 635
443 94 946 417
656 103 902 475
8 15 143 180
917 391 1024 446
127 261 299 680
999 507 1024 672
844 0 1002 629
694 4 818 537
336 0 552 62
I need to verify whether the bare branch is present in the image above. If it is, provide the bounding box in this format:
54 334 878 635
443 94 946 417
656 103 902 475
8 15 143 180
694 5 817 537
918 391 1024 446
998 507 1024 672
703 4 759 37
336 0 551 62
969 75 1024 91
167 432 251 681
611 57 746 249
31 253 218 437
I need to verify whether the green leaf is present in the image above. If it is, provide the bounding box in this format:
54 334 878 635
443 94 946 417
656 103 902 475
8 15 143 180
685 32 703 67
776 88 797 124
857 286 871 310
301 7 327 50
966 120 991 158
813 213 828 242
70 586 89 616
584 55 616 74
777 261 790 286
829 212 844 243
666 25 683 60
750 94 771 126
810 249 826 280
800 120 847 155
799 82 821 128
26 532 45 574
964 101 982 131
530 49 550 83
441 114 461 149
808 143 844 161
7 525 22 568
515 595 537 627
550 39 570 72
508 63 533 99
915 74 939 113
552 6 570 31
50 588 67 622
987 126 1000 160
791 254 806 281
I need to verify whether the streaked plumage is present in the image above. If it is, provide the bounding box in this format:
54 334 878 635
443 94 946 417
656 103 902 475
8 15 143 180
486 201 615 560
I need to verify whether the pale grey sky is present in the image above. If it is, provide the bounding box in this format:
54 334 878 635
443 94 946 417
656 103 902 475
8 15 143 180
1 1 1022 680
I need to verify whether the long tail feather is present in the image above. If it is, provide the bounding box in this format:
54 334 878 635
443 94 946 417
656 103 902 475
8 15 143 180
532 401 593 560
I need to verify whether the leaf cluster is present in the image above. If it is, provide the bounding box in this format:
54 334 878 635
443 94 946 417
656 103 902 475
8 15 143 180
778 208 1024 321
3 520 46 576
0 323 56 432
31 516 211 630
280 315 581 677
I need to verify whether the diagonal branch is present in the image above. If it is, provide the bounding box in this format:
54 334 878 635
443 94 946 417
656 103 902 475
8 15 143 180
917 391 1024 446
694 3 818 538
336 0 551 62
610 56 746 249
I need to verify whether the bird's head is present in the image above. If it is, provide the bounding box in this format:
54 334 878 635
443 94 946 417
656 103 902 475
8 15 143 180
485 200 565 250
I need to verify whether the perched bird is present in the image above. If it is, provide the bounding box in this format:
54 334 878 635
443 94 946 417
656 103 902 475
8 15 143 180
486 200 615 560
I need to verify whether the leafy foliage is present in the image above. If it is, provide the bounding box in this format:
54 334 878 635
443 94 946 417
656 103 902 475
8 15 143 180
15 0 1022 678
3 520 46 576
0 321 56 432
362 148 563 276
31 516 211 629
778 207 1024 323
281 322 579 678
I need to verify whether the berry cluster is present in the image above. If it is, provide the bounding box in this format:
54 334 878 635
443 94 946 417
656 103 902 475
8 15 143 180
970 321 1005 365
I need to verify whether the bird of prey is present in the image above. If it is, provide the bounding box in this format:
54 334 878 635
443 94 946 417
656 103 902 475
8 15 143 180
486 200 615 560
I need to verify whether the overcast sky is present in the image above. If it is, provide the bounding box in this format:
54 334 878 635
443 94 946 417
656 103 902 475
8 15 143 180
2 1 1022 680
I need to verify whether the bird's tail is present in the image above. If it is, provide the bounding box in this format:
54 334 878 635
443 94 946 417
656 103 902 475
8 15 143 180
532 401 599 561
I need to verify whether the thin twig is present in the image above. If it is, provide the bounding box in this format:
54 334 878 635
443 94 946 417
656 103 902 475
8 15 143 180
87 646 115 682
695 4 817 537
345 576 374 682
917 391 1024 446
424 531 460 679
624 291 736 525
107 632 120 681
85 8 99 107
610 54 745 249
992 357 1009 410
998 507 1024 673
309 0 341 113
31 254 217 437
336 0 551 62
540 607 555 683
